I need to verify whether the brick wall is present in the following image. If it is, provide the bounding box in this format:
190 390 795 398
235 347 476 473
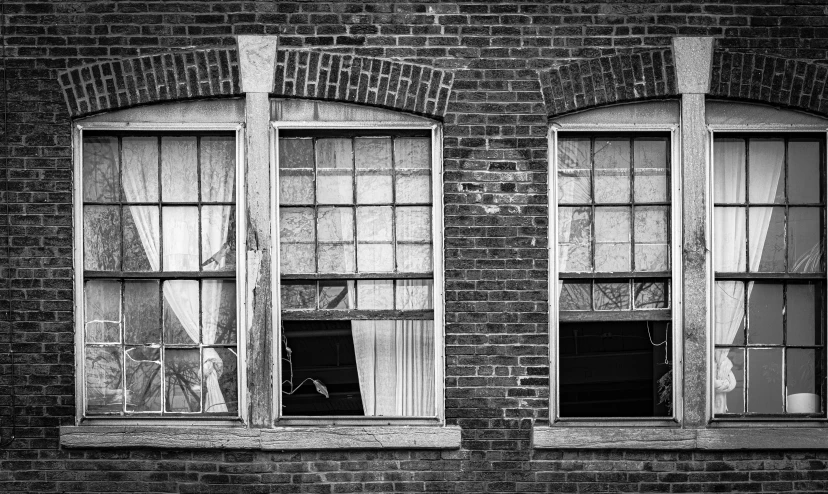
4 1 828 493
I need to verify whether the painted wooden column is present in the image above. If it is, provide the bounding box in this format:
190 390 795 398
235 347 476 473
673 37 714 427
237 35 279 427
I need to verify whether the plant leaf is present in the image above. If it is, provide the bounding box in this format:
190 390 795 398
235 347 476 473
313 379 329 398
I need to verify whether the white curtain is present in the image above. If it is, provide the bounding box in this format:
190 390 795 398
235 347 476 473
713 140 784 413
121 137 234 413
352 320 435 416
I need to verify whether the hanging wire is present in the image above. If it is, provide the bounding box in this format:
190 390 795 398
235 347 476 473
646 321 671 366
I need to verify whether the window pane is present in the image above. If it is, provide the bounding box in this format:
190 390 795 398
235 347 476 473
123 206 159 272
558 206 592 273
395 170 431 204
279 138 314 205
396 279 433 310
747 348 783 414
355 137 392 169
319 280 354 309
124 281 160 345
84 205 121 271
356 171 393 204
281 281 317 310
85 280 121 343
747 283 783 345
787 283 817 346
200 135 235 203
204 348 238 413
634 280 669 309
396 207 431 242
749 206 785 272
122 136 159 203
558 137 591 204
358 280 394 310
634 206 669 272
125 346 161 412
789 207 822 273
395 138 430 169
715 281 745 347
358 244 394 272
714 347 745 414
594 138 630 203
280 208 315 274
318 207 355 273
787 349 820 413
162 206 199 271
357 207 393 272
202 280 236 344
161 136 197 202
714 207 746 272
749 139 785 204
165 349 201 413
162 280 199 345
788 140 821 204
279 138 314 168
634 138 668 203
594 207 630 272
558 281 591 311
201 205 236 272
594 282 630 310
316 138 353 204
714 138 745 204
86 346 123 413
83 136 120 202
397 243 432 273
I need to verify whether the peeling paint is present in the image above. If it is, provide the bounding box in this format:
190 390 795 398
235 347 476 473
246 249 263 331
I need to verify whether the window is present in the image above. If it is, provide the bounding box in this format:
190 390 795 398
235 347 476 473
712 134 826 418
76 125 243 418
273 116 443 420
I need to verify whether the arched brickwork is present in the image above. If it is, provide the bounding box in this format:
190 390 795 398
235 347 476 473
58 48 241 117
272 49 453 119
540 49 678 117
710 49 828 116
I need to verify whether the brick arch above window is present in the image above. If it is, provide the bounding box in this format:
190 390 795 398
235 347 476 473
272 50 454 119
540 48 679 117
58 48 242 118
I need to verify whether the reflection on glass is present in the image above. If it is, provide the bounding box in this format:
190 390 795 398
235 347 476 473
634 280 668 309
749 206 785 272
83 136 120 202
85 280 121 343
396 279 433 310
634 138 668 203
747 283 783 345
558 207 592 272
123 206 158 271
165 349 201 412
789 207 821 273
747 348 783 414
594 282 630 310
202 280 236 344
163 280 199 345
124 281 160 344
559 281 591 310
122 136 159 202
200 135 236 203
205 348 238 413
557 138 591 204
281 282 316 310
593 138 630 203
86 346 123 413
749 139 785 204
162 206 199 271
594 207 630 272
161 136 197 202
787 283 817 345
201 205 236 272
713 138 745 204
788 140 820 204
319 280 354 310
84 205 121 271
125 346 161 412
714 207 746 272
358 280 394 309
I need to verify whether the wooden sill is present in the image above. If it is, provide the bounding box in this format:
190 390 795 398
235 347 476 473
60 425 462 450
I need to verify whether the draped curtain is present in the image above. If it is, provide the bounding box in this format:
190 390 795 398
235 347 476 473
713 140 784 413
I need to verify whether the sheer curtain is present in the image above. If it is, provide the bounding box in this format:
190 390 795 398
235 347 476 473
122 137 234 413
714 140 784 413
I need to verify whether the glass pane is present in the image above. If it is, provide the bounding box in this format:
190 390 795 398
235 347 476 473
747 348 783 414
280 208 316 273
634 138 668 203
124 280 160 345
202 280 236 344
358 243 394 272
747 283 783 345
558 206 592 273
280 243 315 274
789 207 822 273
396 207 431 242
787 283 817 346
355 137 392 169
165 349 201 413
788 140 821 204
395 137 430 169
200 135 235 203
318 207 355 273
123 206 159 271
161 136 197 202
201 206 236 272
749 139 785 204
317 138 353 204
85 280 121 343
318 244 356 273
594 282 630 310
356 171 393 204
558 281 591 311
163 280 199 345
395 171 431 203
319 280 354 309
594 207 630 272
162 206 199 271
557 137 591 204
634 206 669 272
397 243 432 272
593 138 630 203
204 348 238 413
280 170 315 205
715 281 745 347
714 207 746 272
714 347 745 414
83 136 120 202
714 138 746 204
787 349 820 413
121 136 158 202
358 280 393 310
86 346 123 413
749 207 785 272
125 346 161 412
279 138 314 168
356 207 392 242
281 281 316 310
396 279 433 310
84 205 121 271
634 280 669 309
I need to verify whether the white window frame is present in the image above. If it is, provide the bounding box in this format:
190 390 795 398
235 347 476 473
72 121 247 426
269 120 446 426
548 112 684 426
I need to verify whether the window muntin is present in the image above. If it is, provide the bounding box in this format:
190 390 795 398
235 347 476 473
556 133 674 418
80 131 240 417
712 134 826 418
276 128 438 418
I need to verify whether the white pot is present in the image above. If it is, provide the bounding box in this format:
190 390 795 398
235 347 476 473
787 393 820 413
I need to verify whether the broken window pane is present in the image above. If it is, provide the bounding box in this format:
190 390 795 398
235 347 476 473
557 138 591 204
86 346 123 413
162 206 199 271
358 280 394 310
122 136 159 202
788 140 821 204
85 280 121 343
594 138 630 203
200 135 236 203
84 205 121 271
634 138 668 203
165 348 201 413
83 136 120 202
125 346 161 412
161 136 198 202
124 281 160 345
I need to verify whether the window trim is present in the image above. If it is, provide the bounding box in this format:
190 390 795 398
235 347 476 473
706 123 828 424
548 121 684 426
269 120 446 426
72 121 248 426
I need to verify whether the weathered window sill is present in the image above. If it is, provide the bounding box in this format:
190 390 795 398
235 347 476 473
60 425 462 450
533 426 828 450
